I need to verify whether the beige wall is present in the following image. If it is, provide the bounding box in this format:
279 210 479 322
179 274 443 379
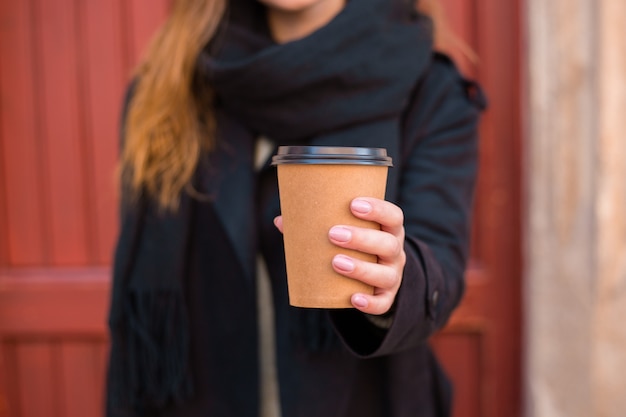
525 1 626 416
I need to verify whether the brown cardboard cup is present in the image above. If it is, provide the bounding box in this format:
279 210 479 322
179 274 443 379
272 146 392 308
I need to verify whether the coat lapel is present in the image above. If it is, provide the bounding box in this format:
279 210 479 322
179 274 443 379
203 110 257 283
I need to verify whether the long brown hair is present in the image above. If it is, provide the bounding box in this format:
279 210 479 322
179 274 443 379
120 0 464 210
120 0 226 210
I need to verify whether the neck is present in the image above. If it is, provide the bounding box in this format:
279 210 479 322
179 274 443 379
266 0 347 43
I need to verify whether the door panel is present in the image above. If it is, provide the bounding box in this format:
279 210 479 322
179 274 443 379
432 1 523 417
0 271 110 417
0 0 169 416
0 0 47 265
1 338 108 417
80 0 128 264
0 0 522 416
432 330 484 417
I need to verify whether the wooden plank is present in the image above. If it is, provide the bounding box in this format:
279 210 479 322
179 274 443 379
431 331 484 417
36 0 89 265
474 0 522 265
594 2 626 414
0 269 110 336
16 341 58 417
473 1 523 416
0 0 47 265
0 84 7 268
95 341 109 413
73 0 97 265
0 341 21 417
81 0 127 265
60 342 105 417
0 2 7 267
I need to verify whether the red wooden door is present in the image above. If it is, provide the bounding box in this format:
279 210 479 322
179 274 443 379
0 1 522 416
0 1 170 416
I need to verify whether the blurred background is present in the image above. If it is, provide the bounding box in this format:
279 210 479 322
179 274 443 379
0 0 624 416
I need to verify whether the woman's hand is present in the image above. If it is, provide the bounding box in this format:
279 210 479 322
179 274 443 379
273 197 406 315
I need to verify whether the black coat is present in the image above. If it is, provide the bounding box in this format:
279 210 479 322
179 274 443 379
108 52 484 417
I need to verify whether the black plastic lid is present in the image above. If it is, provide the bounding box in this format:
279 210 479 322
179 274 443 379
271 146 393 166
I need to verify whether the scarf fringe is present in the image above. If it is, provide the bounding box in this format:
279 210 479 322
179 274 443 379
109 290 193 413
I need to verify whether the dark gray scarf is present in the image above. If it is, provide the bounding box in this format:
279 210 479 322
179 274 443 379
202 0 431 141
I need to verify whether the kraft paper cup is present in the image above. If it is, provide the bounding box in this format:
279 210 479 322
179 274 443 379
271 146 393 308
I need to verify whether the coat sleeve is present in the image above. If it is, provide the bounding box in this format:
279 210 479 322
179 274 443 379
330 53 485 356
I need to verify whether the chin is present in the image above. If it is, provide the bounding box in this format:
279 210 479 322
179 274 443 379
258 0 325 12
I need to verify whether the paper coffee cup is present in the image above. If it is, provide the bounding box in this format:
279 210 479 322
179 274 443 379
272 146 393 308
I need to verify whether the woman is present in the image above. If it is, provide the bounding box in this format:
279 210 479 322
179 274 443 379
106 0 486 415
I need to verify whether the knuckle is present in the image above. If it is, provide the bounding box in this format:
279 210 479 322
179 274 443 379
381 268 397 289
389 238 403 259
359 263 378 283
361 230 380 249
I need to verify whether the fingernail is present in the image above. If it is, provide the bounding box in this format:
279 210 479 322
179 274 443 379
333 255 355 272
352 294 368 308
329 227 352 242
351 199 372 214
